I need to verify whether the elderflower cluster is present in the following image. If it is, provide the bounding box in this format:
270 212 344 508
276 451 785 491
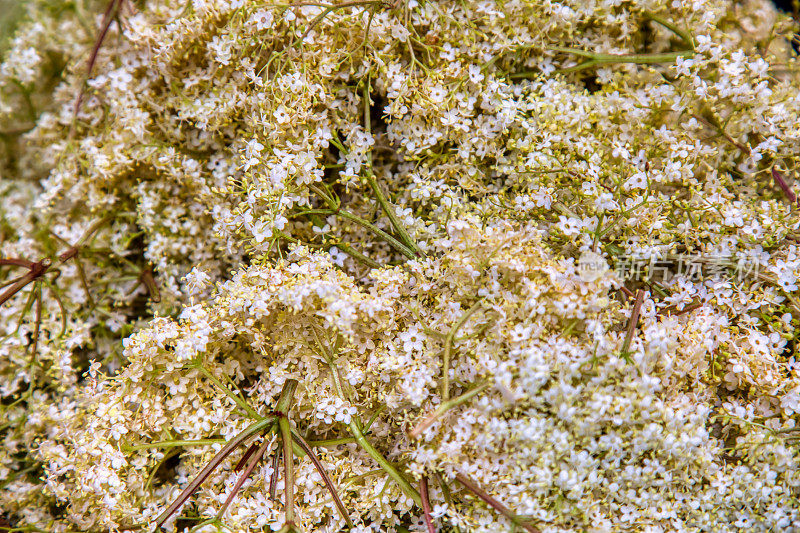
2 0 800 531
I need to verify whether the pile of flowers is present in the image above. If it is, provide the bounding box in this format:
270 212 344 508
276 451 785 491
2 0 800 531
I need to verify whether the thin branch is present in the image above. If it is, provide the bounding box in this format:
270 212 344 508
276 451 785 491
621 289 645 355
334 242 382 269
43 281 68 339
269 446 281 501
348 418 422 506
291 1 387 49
0 258 36 269
139 266 161 303
692 114 750 155
454 473 539 533
29 283 42 359
293 208 416 259
442 301 483 401
144 448 180 494
409 381 490 440
122 439 225 452
274 379 298 414
154 417 275 529
645 12 694 48
313 330 421 507
196 365 262 420
545 47 691 74
0 262 47 307
73 257 95 307
772 167 798 205
0 274 26 292
233 441 261 472
435 473 462 533
217 434 274 519
305 436 356 447
275 379 299 529
70 0 125 138
292 431 353 527
420 476 436 533
531 13 694 77
362 79 421 256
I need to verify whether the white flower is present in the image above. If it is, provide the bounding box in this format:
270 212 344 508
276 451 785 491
273 105 290 124
624 172 647 190
249 9 273 31
185 267 212 295
429 85 447 103
252 218 273 243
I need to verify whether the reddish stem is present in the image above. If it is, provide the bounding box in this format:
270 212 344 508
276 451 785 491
659 299 702 317
233 441 261 472
454 473 539 533
420 476 436 533
621 289 645 354
618 285 635 299
0 275 34 307
0 260 50 307
58 246 79 263
70 0 125 137
154 417 274 529
292 432 353 527
217 436 273 519
269 447 281 501
0 258 36 269
772 167 798 206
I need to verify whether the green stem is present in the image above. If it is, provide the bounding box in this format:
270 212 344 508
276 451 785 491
348 419 422 507
334 242 382 269
364 405 385 431
280 417 295 525
329 135 348 155
122 439 225 452
311 328 420 504
312 326 348 401
290 1 385 48
154 416 275 529
307 209 382 269
552 202 579 219
536 12 694 77
540 13 694 78
274 379 298 526
552 47 689 64
0 415 24 433
362 79 420 255
442 301 483 401
409 380 490 440
306 436 357 447
188 518 221 533
336 210 416 260
644 11 694 48
197 365 262 420
309 183 339 209
294 208 416 259
275 379 298 414
365 175 420 254
145 448 181 493
435 473 462 533
362 77 374 169
274 229 325 249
